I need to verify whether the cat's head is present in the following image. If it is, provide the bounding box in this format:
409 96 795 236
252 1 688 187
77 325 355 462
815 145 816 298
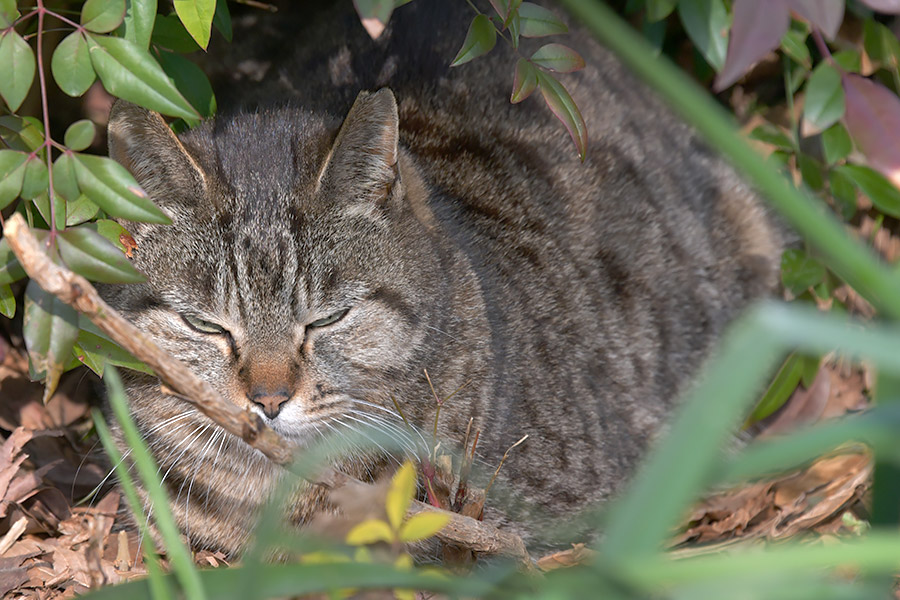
103 90 445 447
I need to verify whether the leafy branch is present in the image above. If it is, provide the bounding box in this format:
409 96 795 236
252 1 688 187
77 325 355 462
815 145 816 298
354 0 589 160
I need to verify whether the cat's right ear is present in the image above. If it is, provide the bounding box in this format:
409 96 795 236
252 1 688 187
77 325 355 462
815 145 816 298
107 100 207 204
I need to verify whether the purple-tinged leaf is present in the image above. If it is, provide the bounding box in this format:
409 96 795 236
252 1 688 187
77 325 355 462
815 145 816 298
536 70 587 161
511 58 538 103
842 73 900 188
489 0 510 21
451 15 497 67
353 0 393 39
785 0 843 40
801 63 844 137
714 0 790 92
518 2 567 38
858 0 900 13
531 43 585 73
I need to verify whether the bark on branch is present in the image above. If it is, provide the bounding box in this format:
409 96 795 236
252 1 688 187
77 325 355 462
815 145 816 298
2 213 531 564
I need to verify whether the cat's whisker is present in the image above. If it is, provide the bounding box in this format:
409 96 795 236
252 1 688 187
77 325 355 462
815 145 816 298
204 429 229 511
343 410 419 457
180 425 217 540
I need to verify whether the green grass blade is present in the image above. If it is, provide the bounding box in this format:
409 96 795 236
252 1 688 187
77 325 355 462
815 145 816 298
597 303 786 557
102 367 206 600
77 561 491 600
92 409 173 600
557 0 900 320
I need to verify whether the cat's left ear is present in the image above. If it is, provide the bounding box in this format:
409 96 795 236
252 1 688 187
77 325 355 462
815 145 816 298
316 88 400 205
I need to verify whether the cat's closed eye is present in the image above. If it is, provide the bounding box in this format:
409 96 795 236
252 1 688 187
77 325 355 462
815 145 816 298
308 308 349 328
182 314 229 335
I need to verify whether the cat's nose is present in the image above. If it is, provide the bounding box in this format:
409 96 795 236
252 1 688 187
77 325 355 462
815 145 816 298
250 389 290 419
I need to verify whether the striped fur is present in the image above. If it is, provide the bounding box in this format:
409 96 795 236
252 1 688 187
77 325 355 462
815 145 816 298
99 0 783 556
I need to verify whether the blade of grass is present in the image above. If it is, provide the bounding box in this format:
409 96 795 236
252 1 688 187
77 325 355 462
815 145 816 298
78 560 492 600
557 0 900 320
103 367 206 600
597 300 900 558
621 530 900 589
870 372 900 526
92 409 173 600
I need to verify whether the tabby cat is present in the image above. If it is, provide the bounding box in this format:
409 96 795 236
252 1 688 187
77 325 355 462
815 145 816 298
99 0 783 556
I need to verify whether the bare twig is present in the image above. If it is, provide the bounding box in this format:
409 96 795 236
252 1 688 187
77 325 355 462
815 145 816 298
485 434 529 498
3 213 532 564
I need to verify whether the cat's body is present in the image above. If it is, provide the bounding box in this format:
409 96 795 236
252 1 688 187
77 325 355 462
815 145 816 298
100 0 782 557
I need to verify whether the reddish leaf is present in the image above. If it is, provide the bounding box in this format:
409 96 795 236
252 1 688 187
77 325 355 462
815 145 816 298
530 43 585 73
842 73 900 187
488 0 510 21
714 0 790 91
785 0 843 40
511 58 538 103
858 0 900 13
536 70 587 161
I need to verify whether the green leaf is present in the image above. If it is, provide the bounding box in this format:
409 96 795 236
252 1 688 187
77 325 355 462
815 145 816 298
85 33 199 120
863 19 900 69
0 284 14 319
58 225 145 283
66 195 101 226
0 30 36 112
123 0 157 49
53 153 81 202
0 0 19 28
155 49 216 119
781 248 826 295
32 192 66 229
0 238 26 286
51 32 97 97
345 518 395 545
511 58 538 103
748 352 804 423
748 124 793 150
645 0 676 22
74 327 153 376
92 219 134 252
829 168 857 220
0 149 28 209
72 153 170 224
802 63 845 136
536 70 587 161
64 120 97 151
0 116 45 152
354 0 393 24
81 0 127 33
174 0 216 49
20 157 48 200
150 14 202 53
821 122 852 165
780 28 811 69
23 279 79 402
832 50 861 73
517 2 567 38
213 0 232 42
797 153 823 191
530 43 585 73
398 512 449 543
451 15 497 67
386 461 416 530
835 163 900 218
677 0 729 71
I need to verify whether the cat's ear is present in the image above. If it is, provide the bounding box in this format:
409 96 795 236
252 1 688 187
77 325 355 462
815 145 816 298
316 88 400 204
107 100 207 203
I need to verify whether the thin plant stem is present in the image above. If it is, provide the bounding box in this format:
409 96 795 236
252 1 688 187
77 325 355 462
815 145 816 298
35 0 56 244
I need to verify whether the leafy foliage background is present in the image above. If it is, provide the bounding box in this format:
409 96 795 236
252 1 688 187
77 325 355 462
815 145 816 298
5 0 900 598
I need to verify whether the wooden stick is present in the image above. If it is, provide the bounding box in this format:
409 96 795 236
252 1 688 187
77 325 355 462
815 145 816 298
2 213 532 564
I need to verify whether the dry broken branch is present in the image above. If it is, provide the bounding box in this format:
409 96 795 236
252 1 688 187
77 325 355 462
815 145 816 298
2 213 532 564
